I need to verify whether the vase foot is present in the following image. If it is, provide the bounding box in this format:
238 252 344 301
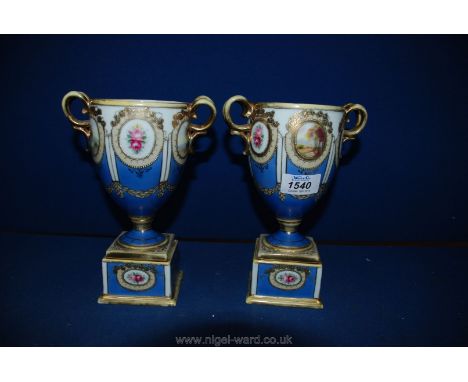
246 235 323 309
98 232 182 306
118 228 166 248
265 219 312 249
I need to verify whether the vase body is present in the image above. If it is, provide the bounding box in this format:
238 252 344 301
246 104 347 248
88 100 194 247
224 96 367 308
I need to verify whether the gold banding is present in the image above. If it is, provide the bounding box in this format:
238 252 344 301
247 238 323 308
261 234 314 252
129 216 153 233
256 102 344 111
90 99 188 108
277 218 301 233
255 235 320 263
106 181 176 199
105 233 176 262
186 95 217 154
246 293 323 309
117 235 170 251
342 103 368 141
98 271 183 307
223 95 255 155
61 90 92 138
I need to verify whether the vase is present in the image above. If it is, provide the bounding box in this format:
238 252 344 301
62 91 216 306
223 96 367 308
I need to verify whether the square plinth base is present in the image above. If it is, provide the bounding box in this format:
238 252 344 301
98 232 182 307
246 235 323 309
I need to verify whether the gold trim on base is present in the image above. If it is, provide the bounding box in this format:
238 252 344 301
117 235 170 252
98 271 183 307
246 293 323 309
257 235 321 264
104 232 176 263
247 236 324 308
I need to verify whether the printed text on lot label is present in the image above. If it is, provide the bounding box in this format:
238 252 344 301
280 174 321 195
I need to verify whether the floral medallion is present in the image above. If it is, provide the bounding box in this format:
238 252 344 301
114 264 156 291
171 110 190 165
111 107 164 168
250 122 268 155
249 108 278 164
127 124 147 154
285 110 333 170
267 266 309 290
89 106 105 164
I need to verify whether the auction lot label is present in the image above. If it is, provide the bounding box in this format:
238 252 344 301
280 174 321 195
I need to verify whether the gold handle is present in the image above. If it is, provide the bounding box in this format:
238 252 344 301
223 95 254 155
61 91 91 138
187 95 217 154
342 103 368 142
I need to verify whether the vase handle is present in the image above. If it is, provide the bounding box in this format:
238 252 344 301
342 103 368 142
223 95 255 155
187 95 217 154
61 91 92 138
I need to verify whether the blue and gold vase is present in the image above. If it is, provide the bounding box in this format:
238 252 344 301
224 96 367 308
62 91 216 306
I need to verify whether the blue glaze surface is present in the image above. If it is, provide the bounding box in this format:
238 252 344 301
118 229 165 247
255 263 318 299
265 230 311 248
75 102 197 247
247 118 339 248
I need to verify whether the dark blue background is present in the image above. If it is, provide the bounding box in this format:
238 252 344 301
1 35 467 243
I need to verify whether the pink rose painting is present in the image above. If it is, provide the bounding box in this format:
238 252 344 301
127 124 147 154
283 274 297 284
131 273 144 284
253 125 264 149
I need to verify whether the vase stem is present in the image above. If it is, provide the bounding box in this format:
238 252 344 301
277 218 301 233
118 215 166 247
130 216 154 233
263 218 311 249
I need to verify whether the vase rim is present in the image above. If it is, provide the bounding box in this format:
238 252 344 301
255 102 344 111
90 98 188 108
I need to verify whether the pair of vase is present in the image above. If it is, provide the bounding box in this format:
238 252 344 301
62 91 367 308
